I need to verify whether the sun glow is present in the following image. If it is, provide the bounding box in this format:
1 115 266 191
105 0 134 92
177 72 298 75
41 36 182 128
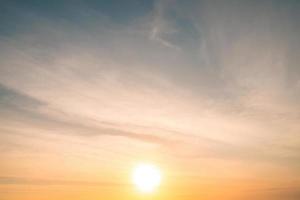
132 163 161 193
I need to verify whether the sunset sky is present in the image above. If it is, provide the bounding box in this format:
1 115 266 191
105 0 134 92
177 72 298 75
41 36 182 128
0 0 300 200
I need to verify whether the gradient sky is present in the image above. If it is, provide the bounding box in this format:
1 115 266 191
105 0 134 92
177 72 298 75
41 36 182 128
0 0 300 200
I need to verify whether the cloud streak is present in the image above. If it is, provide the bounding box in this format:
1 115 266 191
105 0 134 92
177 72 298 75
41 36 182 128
0 176 125 186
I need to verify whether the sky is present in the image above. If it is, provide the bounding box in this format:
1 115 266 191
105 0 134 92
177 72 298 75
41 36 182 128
0 0 300 199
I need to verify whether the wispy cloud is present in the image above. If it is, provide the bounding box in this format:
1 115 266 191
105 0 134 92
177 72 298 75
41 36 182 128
0 1 300 199
0 176 125 186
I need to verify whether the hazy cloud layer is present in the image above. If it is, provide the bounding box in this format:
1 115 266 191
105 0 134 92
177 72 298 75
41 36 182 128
1 0 300 199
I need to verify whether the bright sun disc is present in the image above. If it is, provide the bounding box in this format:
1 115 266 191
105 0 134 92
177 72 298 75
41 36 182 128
132 163 161 193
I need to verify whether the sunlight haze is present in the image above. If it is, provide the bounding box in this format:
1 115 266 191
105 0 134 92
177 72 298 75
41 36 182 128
0 0 300 200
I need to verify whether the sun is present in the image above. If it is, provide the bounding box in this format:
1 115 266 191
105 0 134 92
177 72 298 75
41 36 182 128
132 163 161 193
